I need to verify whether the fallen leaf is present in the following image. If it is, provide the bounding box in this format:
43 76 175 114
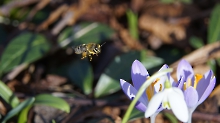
139 14 186 43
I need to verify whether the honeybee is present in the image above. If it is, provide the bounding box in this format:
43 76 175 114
74 42 105 61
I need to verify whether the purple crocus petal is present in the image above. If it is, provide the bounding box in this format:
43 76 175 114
131 60 149 90
177 76 184 90
198 76 216 105
196 70 214 101
177 59 194 82
120 79 147 112
184 86 198 108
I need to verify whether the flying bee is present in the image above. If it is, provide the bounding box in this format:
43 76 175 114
74 42 105 61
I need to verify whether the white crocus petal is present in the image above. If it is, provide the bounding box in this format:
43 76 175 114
168 88 189 122
145 92 165 118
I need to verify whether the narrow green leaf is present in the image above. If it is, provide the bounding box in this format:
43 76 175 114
179 0 192 4
208 59 217 73
140 50 164 70
34 94 70 113
58 22 114 47
18 105 32 123
189 36 204 49
163 112 178 123
217 58 220 67
52 119 56 123
2 97 35 123
208 4 220 43
160 0 191 3
0 80 19 108
0 32 50 74
126 9 138 40
160 0 175 4
128 109 144 122
94 51 163 98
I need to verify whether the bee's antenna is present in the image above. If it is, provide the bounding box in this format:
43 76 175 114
101 42 106 47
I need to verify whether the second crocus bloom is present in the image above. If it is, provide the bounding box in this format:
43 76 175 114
176 59 216 123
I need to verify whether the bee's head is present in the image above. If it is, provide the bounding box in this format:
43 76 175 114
94 45 101 53
74 46 83 54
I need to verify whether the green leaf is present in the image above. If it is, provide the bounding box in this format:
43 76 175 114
52 119 56 123
163 112 178 123
160 0 175 4
18 105 32 123
208 59 217 73
140 50 164 70
189 36 204 49
52 59 93 94
0 32 50 74
58 22 114 47
34 94 70 113
208 4 220 43
180 0 192 4
94 50 163 98
160 0 192 3
217 58 220 67
126 9 138 40
128 109 144 122
2 97 35 123
0 80 19 108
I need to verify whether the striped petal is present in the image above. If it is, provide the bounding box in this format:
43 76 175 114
120 79 147 112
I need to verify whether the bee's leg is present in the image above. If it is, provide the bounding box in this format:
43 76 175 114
88 54 92 61
81 52 87 59
89 56 92 61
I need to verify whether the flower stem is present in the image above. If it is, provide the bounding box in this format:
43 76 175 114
150 113 158 123
121 68 173 123
186 109 193 123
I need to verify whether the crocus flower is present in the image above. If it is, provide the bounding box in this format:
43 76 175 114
120 60 169 120
175 59 216 123
145 80 189 122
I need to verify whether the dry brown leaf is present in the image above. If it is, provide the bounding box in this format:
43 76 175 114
210 85 220 106
170 42 220 80
139 14 186 43
79 4 111 23
148 35 163 49
37 4 69 31
115 116 122 123
6 63 28 81
143 2 183 17
110 17 143 50
51 0 99 35
113 4 127 17
119 28 144 50
131 0 145 12
0 101 7 115
170 41 220 68
46 74 67 86
102 106 120 120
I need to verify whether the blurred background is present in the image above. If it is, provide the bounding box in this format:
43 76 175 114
0 0 220 123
